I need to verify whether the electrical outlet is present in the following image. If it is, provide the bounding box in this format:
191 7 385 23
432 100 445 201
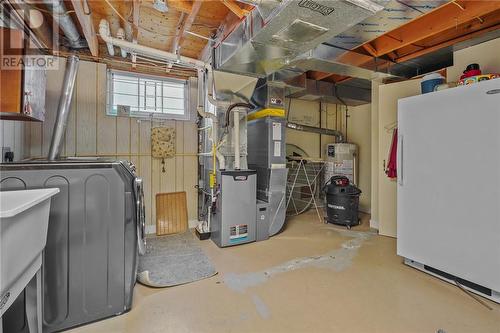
2 147 12 163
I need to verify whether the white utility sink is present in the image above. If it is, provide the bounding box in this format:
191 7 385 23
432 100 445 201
0 188 59 332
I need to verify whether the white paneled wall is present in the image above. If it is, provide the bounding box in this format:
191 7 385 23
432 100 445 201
23 58 198 229
0 120 26 161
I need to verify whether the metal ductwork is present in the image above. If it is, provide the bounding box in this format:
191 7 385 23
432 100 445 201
286 122 344 142
43 0 87 49
287 76 371 106
215 0 386 77
212 70 259 104
48 55 79 160
216 0 449 86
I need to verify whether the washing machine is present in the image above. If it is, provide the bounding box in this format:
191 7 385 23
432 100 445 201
0 159 145 332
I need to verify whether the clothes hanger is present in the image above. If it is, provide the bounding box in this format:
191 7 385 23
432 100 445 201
384 121 398 132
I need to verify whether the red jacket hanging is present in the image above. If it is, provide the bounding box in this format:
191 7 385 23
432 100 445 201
386 128 398 179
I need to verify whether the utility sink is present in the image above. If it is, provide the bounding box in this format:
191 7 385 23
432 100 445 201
0 188 59 329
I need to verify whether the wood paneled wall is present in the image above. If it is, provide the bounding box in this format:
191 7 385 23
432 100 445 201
24 58 198 229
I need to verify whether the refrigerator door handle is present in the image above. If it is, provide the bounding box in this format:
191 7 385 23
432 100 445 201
397 134 403 186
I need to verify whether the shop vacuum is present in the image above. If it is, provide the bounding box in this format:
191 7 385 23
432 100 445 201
324 176 362 229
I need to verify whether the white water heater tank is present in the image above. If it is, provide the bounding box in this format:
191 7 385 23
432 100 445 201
324 143 357 185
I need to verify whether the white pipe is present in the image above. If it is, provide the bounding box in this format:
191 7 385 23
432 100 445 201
116 28 128 58
99 19 208 69
99 20 115 56
233 110 240 170
206 204 211 232
216 151 226 170
212 118 226 170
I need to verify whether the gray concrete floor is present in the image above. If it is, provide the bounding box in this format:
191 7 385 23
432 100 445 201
69 212 500 333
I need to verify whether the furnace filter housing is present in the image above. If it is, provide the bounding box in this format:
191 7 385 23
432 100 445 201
324 143 357 185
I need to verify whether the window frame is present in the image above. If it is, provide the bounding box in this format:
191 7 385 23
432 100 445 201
106 69 190 121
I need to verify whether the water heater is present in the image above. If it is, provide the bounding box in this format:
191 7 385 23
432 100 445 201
324 143 357 185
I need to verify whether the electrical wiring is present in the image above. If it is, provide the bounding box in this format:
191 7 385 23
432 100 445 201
103 0 129 26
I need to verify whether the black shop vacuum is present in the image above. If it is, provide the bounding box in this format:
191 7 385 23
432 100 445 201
323 176 362 229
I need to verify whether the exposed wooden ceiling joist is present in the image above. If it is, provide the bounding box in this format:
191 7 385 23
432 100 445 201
70 0 99 56
394 22 500 64
366 0 500 58
307 71 333 81
308 1 500 84
176 0 202 54
6 0 54 49
132 0 141 43
131 0 141 68
171 13 187 54
221 0 248 19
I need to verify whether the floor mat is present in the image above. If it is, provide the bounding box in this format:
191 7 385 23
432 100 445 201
137 231 217 288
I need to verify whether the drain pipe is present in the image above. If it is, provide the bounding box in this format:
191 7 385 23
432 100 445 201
116 27 128 58
48 55 79 160
197 68 227 170
287 122 345 143
43 0 82 48
233 110 240 169
99 19 207 69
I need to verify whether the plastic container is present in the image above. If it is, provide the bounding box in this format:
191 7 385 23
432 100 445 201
324 176 361 228
421 73 445 94
460 63 482 80
458 74 500 86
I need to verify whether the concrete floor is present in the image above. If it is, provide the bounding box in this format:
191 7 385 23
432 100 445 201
70 212 500 333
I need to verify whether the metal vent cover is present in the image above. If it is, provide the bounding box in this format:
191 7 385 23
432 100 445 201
272 19 329 44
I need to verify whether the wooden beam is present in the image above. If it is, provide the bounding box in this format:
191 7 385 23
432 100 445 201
130 0 141 68
394 22 500 64
362 43 377 58
71 0 98 56
366 0 500 57
307 71 352 84
200 2 252 60
176 0 203 54
171 13 187 55
322 74 351 84
308 71 334 81
7 0 54 50
221 0 248 19
132 0 140 43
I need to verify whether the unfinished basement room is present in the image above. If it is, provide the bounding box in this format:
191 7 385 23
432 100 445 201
1 0 500 332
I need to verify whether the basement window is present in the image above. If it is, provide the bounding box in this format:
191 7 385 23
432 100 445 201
107 70 189 120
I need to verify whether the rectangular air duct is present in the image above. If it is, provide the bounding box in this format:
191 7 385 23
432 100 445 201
216 0 450 88
215 0 386 77
287 77 371 106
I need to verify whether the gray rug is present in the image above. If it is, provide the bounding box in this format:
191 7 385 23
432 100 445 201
137 231 217 288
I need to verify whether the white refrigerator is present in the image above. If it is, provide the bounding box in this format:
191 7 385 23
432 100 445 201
397 78 500 303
